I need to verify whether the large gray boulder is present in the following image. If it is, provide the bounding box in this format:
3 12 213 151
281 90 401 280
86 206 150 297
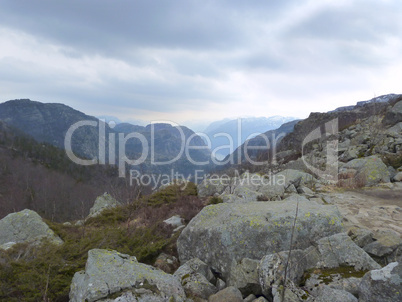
177 196 343 279
339 155 390 187
316 233 380 271
0 209 63 250
69 249 186 302
87 193 121 219
358 262 402 302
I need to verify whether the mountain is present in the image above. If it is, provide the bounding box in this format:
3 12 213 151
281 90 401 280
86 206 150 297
0 99 214 178
225 119 301 166
203 116 298 158
0 99 101 158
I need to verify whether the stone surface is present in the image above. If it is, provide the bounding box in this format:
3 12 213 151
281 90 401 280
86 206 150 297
316 233 380 271
87 193 121 219
363 229 402 258
311 285 358 302
177 196 343 279
69 249 185 302
259 248 319 297
358 262 402 302
197 178 228 198
339 155 390 187
347 227 373 248
274 169 316 188
207 286 243 302
227 258 261 296
393 171 402 182
163 215 184 229
173 258 217 299
0 209 63 250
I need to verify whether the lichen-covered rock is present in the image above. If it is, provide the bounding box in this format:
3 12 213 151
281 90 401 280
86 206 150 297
358 262 402 302
173 258 217 299
316 233 380 271
197 178 228 198
259 248 320 297
87 193 121 219
69 249 185 302
339 155 390 186
363 229 402 259
177 196 343 279
208 286 243 302
0 209 63 250
227 258 261 296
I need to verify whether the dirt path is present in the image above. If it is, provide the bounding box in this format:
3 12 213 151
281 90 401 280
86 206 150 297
323 183 402 236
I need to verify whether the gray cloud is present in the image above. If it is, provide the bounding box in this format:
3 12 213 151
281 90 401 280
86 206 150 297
0 0 401 123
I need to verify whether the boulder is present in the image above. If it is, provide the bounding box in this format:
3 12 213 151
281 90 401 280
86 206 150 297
173 258 217 299
358 262 402 302
363 229 402 260
177 196 343 279
69 249 185 302
347 227 374 248
339 155 390 186
310 285 357 302
274 169 316 188
383 99 402 126
208 286 243 302
325 277 361 297
163 215 184 229
243 294 257 302
393 171 402 182
0 209 63 250
316 233 380 271
259 248 320 297
87 193 121 219
197 178 228 198
227 258 261 296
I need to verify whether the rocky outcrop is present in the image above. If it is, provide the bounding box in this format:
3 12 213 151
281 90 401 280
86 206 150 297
383 98 402 126
339 155 390 187
177 196 343 279
0 209 63 250
69 249 186 302
358 262 402 302
87 193 121 219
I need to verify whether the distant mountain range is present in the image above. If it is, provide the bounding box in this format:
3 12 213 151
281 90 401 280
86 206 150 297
0 99 212 177
202 116 298 159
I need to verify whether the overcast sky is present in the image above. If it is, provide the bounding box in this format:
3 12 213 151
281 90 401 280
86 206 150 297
0 0 401 126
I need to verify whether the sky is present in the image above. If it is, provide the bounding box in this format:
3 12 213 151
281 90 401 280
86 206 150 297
0 0 401 127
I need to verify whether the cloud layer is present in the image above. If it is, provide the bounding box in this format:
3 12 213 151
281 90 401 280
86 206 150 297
0 0 401 125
